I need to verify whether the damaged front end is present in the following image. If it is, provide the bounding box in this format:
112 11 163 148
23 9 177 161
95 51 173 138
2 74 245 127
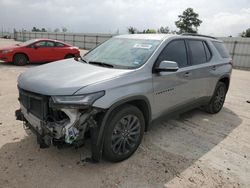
15 88 105 150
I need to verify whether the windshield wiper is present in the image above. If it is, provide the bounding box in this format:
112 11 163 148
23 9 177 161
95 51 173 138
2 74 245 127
79 56 88 63
89 61 114 68
78 58 113 68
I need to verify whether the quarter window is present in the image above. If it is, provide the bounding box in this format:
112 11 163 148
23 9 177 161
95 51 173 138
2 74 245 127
212 41 230 58
157 40 188 68
188 40 207 65
55 42 65 47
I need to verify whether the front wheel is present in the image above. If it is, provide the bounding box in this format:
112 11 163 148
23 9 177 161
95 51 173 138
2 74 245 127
205 82 227 114
13 54 28 66
103 105 145 162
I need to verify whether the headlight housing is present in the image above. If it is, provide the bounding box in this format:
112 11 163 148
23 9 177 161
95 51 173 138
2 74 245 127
2 49 13 54
50 91 105 108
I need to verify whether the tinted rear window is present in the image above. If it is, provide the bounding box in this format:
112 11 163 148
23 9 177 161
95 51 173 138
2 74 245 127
56 42 65 47
188 40 207 65
212 41 230 58
47 41 55 47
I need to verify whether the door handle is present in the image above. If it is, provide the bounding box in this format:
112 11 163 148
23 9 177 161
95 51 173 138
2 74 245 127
184 72 191 77
211 65 216 70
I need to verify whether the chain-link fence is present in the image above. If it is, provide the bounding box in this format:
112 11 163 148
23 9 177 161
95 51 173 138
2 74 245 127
219 37 250 70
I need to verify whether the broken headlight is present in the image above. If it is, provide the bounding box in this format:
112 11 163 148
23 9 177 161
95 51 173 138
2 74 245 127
50 91 105 108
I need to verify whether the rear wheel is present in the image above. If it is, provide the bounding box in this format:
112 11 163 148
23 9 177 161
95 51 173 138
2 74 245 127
65 54 74 59
205 82 227 114
103 104 145 162
13 54 28 66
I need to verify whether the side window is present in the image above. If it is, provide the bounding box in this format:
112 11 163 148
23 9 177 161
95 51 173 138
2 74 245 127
203 42 212 61
46 41 55 47
188 40 207 65
55 42 65 47
157 40 188 68
35 41 47 47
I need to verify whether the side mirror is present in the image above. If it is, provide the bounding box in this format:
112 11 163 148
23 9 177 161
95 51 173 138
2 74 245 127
155 61 179 72
74 56 80 61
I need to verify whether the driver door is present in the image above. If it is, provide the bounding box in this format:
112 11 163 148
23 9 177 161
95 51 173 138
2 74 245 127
29 41 55 62
152 39 195 118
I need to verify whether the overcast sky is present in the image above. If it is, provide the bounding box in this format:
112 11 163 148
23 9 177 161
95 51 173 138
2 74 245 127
0 0 249 36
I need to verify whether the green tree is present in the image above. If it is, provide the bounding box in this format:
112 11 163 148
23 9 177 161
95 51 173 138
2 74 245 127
32 27 47 32
128 26 137 34
143 29 156 34
241 28 250 37
175 8 202 33
54 28 60 32
62 27 67 32
158 26 170 34
32 27 40 32
41 28 47 32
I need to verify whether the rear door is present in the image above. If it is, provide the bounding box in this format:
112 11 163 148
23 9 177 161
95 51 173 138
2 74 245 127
152 39 195 118
186 39 213 99
45 41 58 61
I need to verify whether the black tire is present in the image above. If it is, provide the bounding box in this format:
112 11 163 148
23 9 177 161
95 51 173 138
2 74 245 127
205 82 227 114
13 54 28 66
103 104 145 162
65 54 74 59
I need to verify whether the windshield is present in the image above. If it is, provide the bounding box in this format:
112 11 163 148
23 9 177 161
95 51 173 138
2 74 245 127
18 39 38 46
84 38 160 69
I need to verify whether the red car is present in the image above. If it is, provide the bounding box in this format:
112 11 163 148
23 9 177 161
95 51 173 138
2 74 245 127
0 39 80 65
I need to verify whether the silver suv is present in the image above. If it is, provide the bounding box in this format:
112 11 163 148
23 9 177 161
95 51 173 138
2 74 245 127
15 34 232 162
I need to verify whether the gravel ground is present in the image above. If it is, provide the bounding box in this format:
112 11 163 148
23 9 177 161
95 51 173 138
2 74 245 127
0 38 250 188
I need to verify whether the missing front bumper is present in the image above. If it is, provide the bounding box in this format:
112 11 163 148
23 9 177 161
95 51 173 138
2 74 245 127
15 104 101 149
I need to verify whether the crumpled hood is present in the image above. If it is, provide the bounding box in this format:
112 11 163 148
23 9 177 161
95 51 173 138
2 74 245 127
18 59 131 95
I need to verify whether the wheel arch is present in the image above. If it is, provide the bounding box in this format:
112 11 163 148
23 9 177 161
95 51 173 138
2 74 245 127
13 52 29 62
102 96 152 131
218 75 230 92
110 96 151 130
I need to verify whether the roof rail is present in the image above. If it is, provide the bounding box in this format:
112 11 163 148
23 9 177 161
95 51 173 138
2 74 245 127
181 33 217 39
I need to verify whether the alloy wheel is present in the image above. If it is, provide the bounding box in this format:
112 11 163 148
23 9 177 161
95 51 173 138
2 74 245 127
111 115 141 155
